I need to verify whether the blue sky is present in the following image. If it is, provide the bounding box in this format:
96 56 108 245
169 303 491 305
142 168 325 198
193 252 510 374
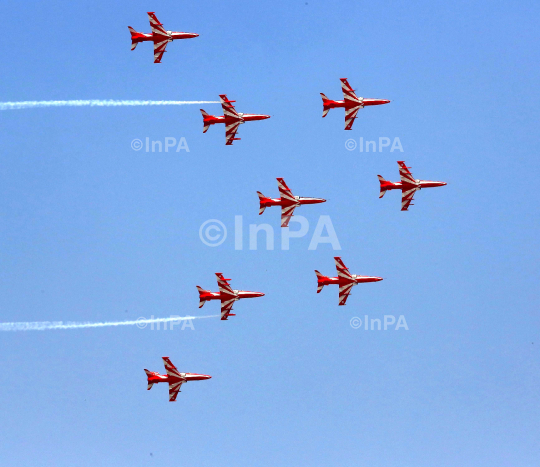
0 0 539 466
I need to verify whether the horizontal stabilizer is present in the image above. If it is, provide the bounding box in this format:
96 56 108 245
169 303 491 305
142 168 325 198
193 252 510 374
144 369 154 390
197 286 210 307
315 270 326 293
377 175 387 198
128 26 139 50
200 109 211 133
320 93 331 117
257 191 267 215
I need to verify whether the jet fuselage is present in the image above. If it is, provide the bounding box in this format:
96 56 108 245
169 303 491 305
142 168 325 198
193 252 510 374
198 290 265 302
202 113 271 127
130 31 199 44
323 98 391 109
317 275 383 287
146 371 211 386
380 180 447 191
259 196 326 208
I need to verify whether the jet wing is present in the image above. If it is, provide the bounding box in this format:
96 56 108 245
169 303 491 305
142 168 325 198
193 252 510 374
220 300 235 320
168 380 183 401
338 282 354 306
277 178 296 202
225 121 241 145
401 187 418 211
398 161 416 185
216 273 234 294
148 12 168 35
153 39 169 63
277 179 299 227
216 273 237 320
344 105 362 130
163 357 181 378
334 257 353 281
219 94 242 119
162 357 184 401
341 78 363 105
148 12 169 63
281 205 297 228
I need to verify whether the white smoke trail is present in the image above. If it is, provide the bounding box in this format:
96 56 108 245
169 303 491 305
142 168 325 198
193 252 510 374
0 100 220 111
0 314 219 331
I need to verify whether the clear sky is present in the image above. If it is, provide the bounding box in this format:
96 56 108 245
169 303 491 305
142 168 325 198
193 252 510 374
0 0 539 466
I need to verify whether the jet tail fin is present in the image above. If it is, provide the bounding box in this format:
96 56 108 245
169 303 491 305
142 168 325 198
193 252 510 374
196 286 209 308
320 93 330 117
257 191 268 215
200 109 211 133
144 369 154 390
377 175 387 198
314 270 326 293
128 26 139 50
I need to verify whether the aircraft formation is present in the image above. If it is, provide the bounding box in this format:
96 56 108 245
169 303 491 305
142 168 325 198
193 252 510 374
122 11 447 400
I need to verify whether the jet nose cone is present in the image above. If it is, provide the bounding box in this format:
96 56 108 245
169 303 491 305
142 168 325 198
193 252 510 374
376 277 384 282
258 292 265 297
205 375 212 379
383 100 391 104
441 182 447 186
262 115 271 119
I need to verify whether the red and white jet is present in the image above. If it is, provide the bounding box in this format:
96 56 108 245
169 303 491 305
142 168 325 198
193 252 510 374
200 95 270 145
257 178 326 227
144 357 211 402
315 257 383 306
378 161 447 211
197 273 265 320
128 12 198 63
320 78 390 130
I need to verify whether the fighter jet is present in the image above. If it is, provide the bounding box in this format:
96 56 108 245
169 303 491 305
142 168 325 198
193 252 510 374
128 12 198 63
320 78 390 130
200 95 270 145
144 357 211 402
378 161 447 211
257 178 326 227
315 257 383 306
197 273 265 320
